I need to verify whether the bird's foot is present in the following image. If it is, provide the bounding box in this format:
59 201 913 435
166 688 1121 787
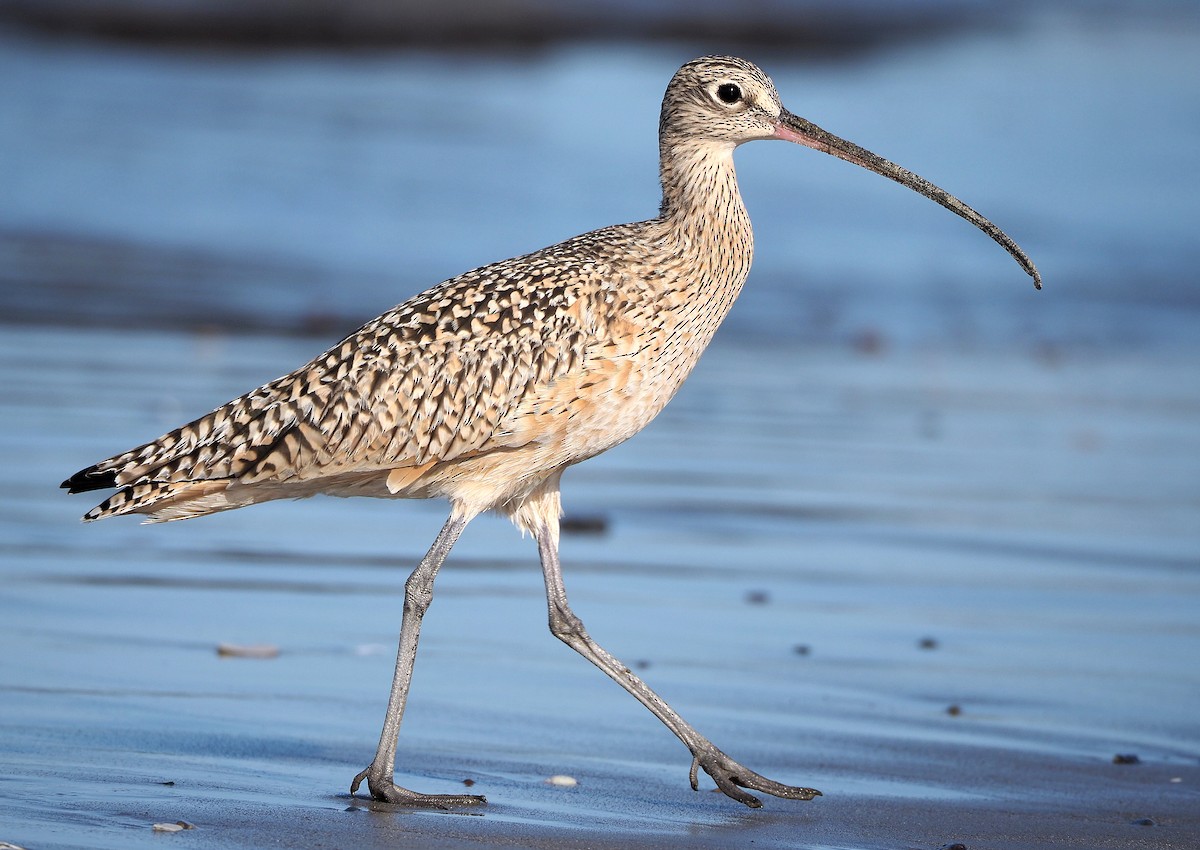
688 747 821 808
350 765 486 808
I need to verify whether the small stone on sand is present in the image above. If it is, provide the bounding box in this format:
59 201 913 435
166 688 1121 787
545 774 578 787
151 821 195 832
354 643 389 656
560 514 609 535
216 643 279 659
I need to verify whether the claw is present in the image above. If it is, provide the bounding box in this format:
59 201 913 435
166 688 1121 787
714 771 763 808
690 748 820 808
350 767 369 795
350 765 486 807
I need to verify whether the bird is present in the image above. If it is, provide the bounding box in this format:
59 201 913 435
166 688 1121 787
63 55 1041 809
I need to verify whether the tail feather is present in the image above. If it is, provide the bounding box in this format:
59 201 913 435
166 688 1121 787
64 380 302 520
61 466 118 494
83 480 233 523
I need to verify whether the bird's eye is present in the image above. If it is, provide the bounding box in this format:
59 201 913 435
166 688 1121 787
716 83 742 105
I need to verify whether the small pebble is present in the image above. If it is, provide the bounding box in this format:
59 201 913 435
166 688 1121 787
918 637 939 650
634 659 652 670
151 821 195 832
1130 817 1155 826
945 704 962 717
561 515 609 535
745 590 770 605
462 778 475 787
852 327 886 356
216 643 279 659
354 643 389 656
1113 753 1141 765
1170 777 1182 783
793 644 811 656
545 774 578 787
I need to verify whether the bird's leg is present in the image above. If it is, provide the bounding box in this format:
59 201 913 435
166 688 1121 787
533 522 820 808
350 513 485 807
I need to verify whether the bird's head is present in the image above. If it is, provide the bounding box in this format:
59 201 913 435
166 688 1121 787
660 56 786 148
660 55 1042 289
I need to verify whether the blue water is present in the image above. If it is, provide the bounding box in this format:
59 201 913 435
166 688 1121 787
2 7 1198 351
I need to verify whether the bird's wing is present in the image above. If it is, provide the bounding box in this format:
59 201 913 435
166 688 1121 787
64 249 616 516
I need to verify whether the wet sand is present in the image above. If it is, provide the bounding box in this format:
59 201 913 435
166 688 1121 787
2 325 1197 849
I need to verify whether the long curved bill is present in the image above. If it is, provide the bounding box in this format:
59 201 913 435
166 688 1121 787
774 108 1041 290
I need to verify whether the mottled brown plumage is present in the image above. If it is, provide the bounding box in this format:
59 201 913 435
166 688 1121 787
64 55 1039 809
66 145 753 527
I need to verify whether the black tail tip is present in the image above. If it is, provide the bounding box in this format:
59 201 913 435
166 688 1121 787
62 467 118 494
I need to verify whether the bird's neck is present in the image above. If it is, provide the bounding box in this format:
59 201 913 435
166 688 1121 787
656 138 754 275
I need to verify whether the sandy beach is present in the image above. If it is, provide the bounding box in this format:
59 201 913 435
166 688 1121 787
2 5 1198 849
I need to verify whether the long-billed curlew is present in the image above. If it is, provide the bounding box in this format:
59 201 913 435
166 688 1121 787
63 56 1040 809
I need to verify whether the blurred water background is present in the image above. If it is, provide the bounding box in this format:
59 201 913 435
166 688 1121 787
1 0 1196 352
1 2 1198 849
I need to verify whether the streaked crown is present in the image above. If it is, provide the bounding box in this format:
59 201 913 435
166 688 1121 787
659 56 784 147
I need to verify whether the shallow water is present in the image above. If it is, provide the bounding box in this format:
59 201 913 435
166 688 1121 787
2 6 1199 850
2 8 1199 349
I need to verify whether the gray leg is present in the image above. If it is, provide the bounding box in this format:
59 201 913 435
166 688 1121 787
534 522 820 808
351 514 485 806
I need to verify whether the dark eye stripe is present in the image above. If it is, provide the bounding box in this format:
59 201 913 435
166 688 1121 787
716 83 742 104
